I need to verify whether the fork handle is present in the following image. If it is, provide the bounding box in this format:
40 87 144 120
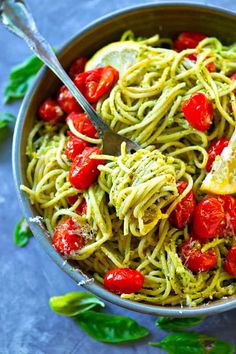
0 0 108 137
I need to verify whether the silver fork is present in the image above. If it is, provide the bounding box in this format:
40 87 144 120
0 0 139 156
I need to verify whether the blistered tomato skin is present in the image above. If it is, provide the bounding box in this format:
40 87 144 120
65 135 88 161
69 146 105 190
52 218 85 255
206 138 229 172
174 32 207 51
57 85 83 114
193 197 225 240
66 112 97 138
182 92 214 131
38 98 64 124
225 245 236 276
104 268 144 294
179 238 217 272
169 181 195 229
67 196 87 215
69 57 88 78
218 195 236 234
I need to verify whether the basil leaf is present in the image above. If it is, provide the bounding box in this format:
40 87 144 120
14 217 33 247
149 332 235 354
4 55 43 103
49 292 105 316
74 310 149 343
156 316 205 331
0 112 16 129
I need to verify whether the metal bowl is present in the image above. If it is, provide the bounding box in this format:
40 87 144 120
13 2 236 317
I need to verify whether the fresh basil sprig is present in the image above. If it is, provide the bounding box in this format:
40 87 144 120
156 316 205 331
149 332 235 354
49 292 105 316
74 310 149 343
14 217 33 247
4 55 43 103
0 112 16 130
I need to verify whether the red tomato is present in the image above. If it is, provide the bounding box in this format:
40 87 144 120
206 138 229 172
169 181 195 228
225 245 236 276
182 92 214 131
57 85 83 114
69 146 105 190
74 65 119 103
187 54 215 72
69 57 87 78
218 195 236 235
52 218 85 255
104 268 144 294
231 73 236 94
193 197 225 240
179 237 217 272
38 98 64 124
174 32 207 51
67 196 87 215
66 112 97 138
65 135 88 161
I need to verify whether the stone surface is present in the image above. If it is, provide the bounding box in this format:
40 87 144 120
0 0 236 353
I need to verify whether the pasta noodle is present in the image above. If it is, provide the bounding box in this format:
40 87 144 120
21 32 236 306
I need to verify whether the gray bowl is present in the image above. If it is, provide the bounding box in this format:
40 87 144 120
13 2 236 317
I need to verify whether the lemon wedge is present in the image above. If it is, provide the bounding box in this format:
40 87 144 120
85 41 142 75
201 130 236 194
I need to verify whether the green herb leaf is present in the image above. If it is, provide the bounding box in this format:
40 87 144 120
14 217 33 247
74 310 149 343
149 332 235 354
49 292 105 316
4 55 43 103
156 316 205 331
0 112 16 129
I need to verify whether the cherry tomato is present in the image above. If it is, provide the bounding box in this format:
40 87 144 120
218 195 236 235
52 218 85 255
174 32 207 51
74 65 119 103
65 135 88 161
193 197 225 240
57 85 83 114
187 54 215 72
38 98 64 124
231 73 236 94
179 237 217 272
69 57 87 78
66 112 97 138
182 92 214 131
67 196 87 215
169 181 195 228
225 245 236 276
206 138 229 172
104 268 144 294
69 146 104 190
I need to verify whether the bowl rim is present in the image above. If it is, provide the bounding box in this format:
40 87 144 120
12 1 236 317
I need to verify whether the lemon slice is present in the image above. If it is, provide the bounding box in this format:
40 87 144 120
85 41 142 75
201 130 236 194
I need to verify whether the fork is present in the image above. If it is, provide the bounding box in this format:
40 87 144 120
0 0 139 156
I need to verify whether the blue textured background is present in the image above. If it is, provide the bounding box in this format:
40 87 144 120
1 1 236 353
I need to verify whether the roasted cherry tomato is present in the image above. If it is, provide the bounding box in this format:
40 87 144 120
174 32 207 51
179 237 217 272
57 85 83 114
225 245 236 276
69 146 104 190
104 268 144 294
69 57 87 78
231 73 236 94
182 92 214 131
187 54 215 72
65 135 88 161
169 181 195 228
206 138 229 172
74 65 119 103
193 196 225 240
52 218 85 255
38 98 64 124
66 112 97 138
67 196 87 215
218 195 236 235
